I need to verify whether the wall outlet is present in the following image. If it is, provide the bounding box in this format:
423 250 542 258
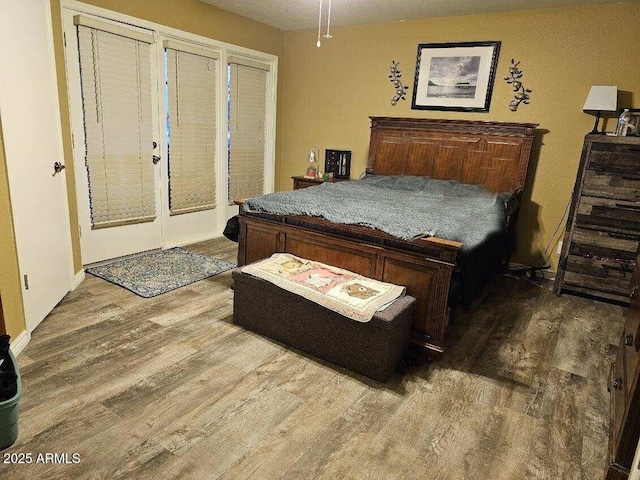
556 240 563 255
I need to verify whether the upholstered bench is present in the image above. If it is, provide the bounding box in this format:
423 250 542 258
232 269 415 382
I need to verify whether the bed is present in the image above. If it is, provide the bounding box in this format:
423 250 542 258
236 117 538 355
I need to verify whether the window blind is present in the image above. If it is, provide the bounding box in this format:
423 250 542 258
226 55 270 72
165 43 217 215
74 15 153 43
76 23 156 229
228 61 267 203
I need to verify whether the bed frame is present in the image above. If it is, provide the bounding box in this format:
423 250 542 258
237 117 538 354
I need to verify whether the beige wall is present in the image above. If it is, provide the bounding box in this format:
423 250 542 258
0 114 26 339
280 3 640 268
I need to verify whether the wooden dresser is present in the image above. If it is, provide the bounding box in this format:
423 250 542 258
608 255 640 479
554 135 640 303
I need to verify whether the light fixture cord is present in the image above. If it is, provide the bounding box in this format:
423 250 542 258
325 0 332 38
317 0 323 47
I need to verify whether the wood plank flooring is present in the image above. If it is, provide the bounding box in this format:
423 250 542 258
0 238 626 479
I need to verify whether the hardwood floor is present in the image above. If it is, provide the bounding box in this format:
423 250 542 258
0 237 626 479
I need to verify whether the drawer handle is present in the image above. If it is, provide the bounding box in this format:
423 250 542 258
632 286 639 299
626 333 634 346
607 232 640 241
614 377 623 390
603 263 633 274
615 202 640 211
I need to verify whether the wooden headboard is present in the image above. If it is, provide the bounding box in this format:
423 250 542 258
367 117 538 193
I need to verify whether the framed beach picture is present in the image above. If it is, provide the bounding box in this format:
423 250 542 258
411 41 501 112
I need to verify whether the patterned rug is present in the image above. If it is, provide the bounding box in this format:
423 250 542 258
86 247 236 298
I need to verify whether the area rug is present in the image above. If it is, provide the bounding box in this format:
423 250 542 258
86 247 236 298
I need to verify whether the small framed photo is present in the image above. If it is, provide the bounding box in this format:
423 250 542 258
411 41 501 112
324 149 351 179
626 109 640 136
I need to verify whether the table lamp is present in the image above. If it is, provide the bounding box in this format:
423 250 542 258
306 147 319 178
583 86 618 134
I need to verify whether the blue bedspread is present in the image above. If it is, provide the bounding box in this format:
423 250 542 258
245 175 511 251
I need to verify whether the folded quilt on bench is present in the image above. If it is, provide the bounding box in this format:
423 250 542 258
241 253 405 322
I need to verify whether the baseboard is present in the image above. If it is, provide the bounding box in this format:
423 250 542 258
165 234 222 249
10 330 31 357
72 269 85 290
507 262 556 281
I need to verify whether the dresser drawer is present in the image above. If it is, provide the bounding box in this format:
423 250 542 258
569 227 639 262
294 180 318 190
611 344 626 452
563 254 633 297
632 264 640 313
588 142 640 172
583 170 640 202
576 196 640 234
584 145 640 201
622 317 640 397
623 264 640 397
631 265 640 333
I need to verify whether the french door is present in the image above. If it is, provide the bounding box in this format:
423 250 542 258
62 5 276 265
64 14 163 264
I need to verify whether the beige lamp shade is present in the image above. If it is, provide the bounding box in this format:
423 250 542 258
583 86 618 112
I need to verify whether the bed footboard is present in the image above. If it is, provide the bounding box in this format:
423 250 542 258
237 212 461 354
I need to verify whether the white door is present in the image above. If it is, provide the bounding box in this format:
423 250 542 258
63 12 163 264
0 0 74 332
61 7 277 264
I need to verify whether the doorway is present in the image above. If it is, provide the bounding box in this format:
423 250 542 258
0 0 74 333
62 6 277 266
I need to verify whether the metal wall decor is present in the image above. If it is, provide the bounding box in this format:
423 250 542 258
504 59 532 111
388 60 409 106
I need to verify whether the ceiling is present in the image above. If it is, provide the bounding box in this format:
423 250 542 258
200 0 627 31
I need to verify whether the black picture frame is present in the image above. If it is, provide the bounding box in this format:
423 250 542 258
324 149 351 179
411 41 501 113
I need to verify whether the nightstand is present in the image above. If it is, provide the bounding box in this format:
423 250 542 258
291 176 349 190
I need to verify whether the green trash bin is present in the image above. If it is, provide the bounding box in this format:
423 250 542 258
0 349 21 449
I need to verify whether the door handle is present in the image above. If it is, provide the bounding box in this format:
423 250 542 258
52 161 66 176
152 155 161 165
